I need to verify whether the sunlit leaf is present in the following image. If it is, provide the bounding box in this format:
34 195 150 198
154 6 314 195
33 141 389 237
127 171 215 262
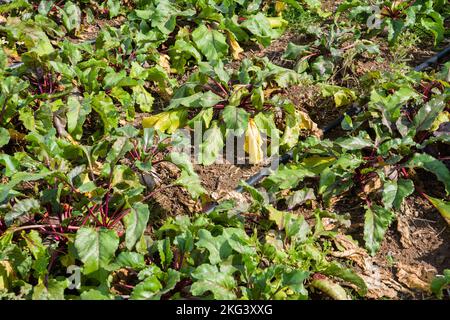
192 25 229 61
244 118 264 164
423 194 450 225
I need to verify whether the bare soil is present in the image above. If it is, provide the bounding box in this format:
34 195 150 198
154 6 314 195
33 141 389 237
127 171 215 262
133 22 449 300
376 195 449 299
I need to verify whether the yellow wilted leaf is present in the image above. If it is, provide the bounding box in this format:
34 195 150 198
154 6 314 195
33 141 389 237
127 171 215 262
297 110 314 130
227 31 243 60
263 88 281 98
267 205 286 230
299 156 336 174
359 174 382 197
267 17 288 29
159 54 171 74
424 194 450 225
66 133 79 145
311 278 351 300
334 90 356 108
320 84 356 108
3 47 20 64
91 161 103 176
244 118 263 164
77 173 94 198
7 128 25 141
274 1 286 16
281 110 321 148
431 111 449 131
297 110 322 137
0 260 16 291
142 110 187 134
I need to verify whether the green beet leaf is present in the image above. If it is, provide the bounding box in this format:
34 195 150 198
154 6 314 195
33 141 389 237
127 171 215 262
223 105 249 137
75 227 119 274
32 278 68 300
198 121 223 165
0 128 10 148
192 25 229 62
406 153 450 195
191 264 236 300
431 269 450 299
382 179 415 210
363 205 395 256
123 203 150 250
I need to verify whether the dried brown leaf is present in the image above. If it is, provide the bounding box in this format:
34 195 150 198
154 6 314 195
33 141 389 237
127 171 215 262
332 234 403 299
396 262 436 293
396 216 412 248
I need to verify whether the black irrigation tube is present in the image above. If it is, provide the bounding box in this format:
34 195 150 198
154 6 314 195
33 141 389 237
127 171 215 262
203 44 450 214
